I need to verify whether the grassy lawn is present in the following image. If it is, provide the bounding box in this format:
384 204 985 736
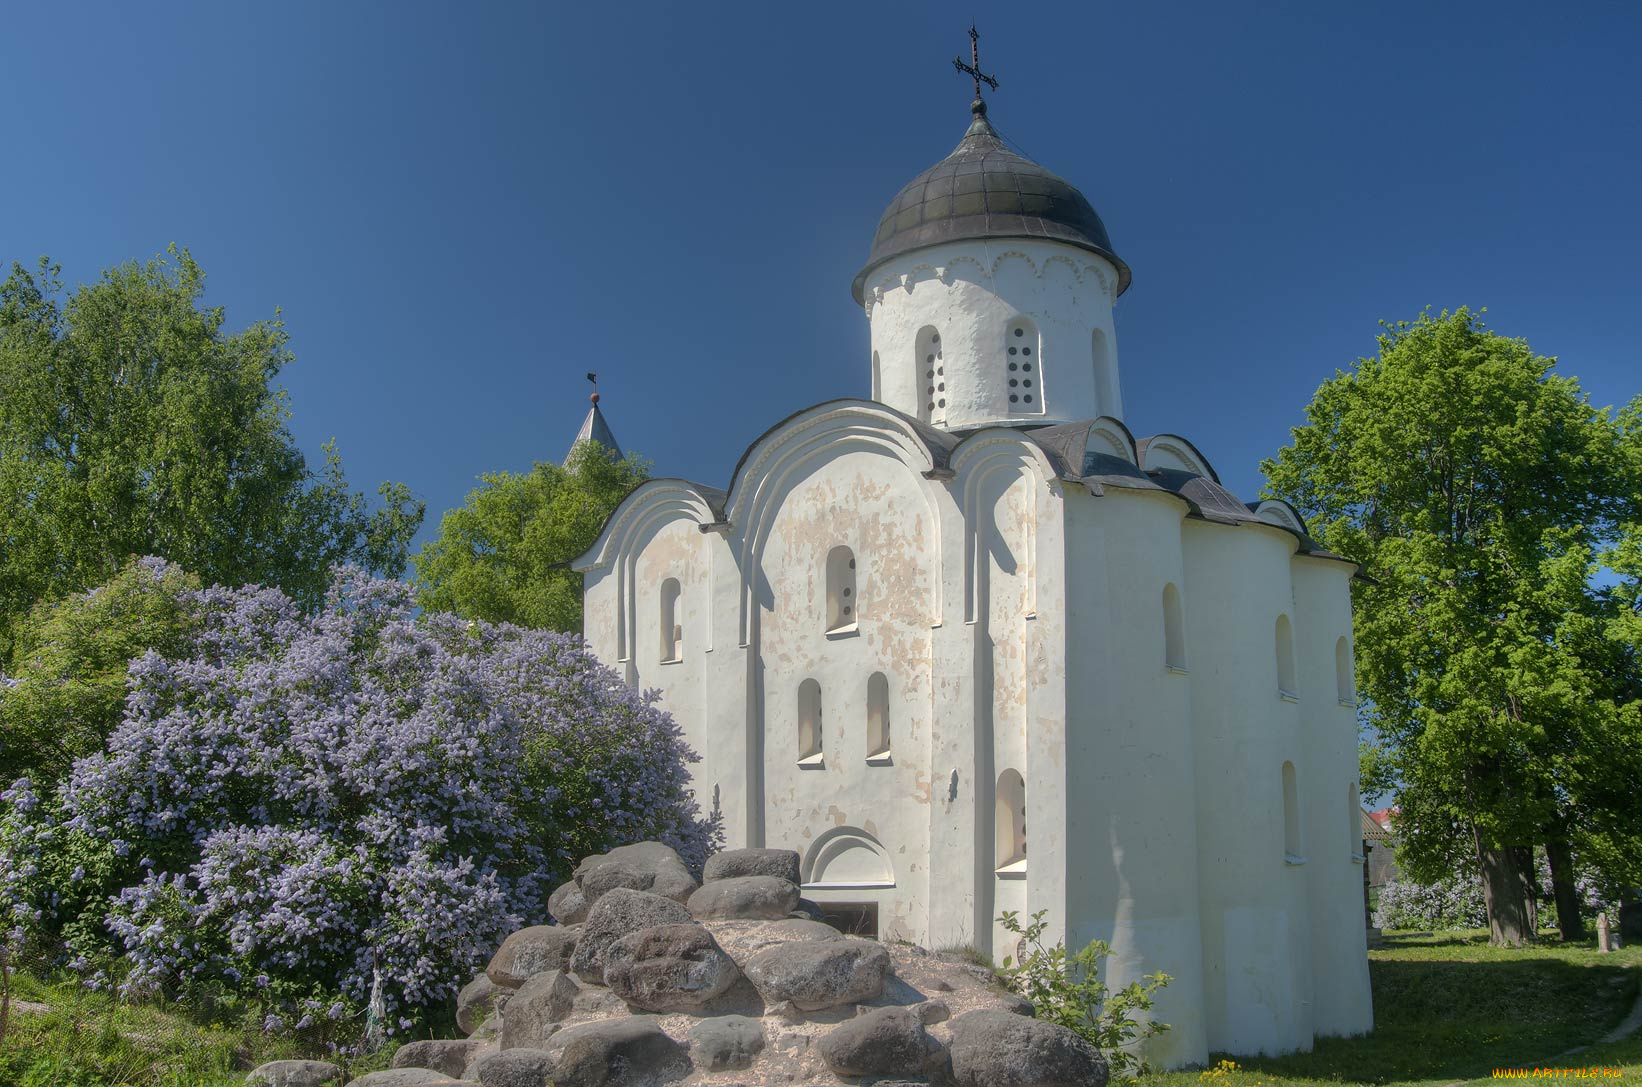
2 930 1637 1086
1144 931 1642 1087
0 969 397 1087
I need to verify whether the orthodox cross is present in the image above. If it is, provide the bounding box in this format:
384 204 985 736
952 24 999 101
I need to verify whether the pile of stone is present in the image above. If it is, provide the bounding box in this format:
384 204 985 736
246 841 1107 1087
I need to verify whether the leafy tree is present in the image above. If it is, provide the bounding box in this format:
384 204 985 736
0 250 422 667
1263 308 1642 946
413 441 648 633
0 556 199 785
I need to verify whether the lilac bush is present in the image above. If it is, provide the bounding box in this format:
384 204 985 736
2 564 716 1033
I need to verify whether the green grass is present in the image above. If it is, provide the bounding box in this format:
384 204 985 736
0 971 399 1087
1144 930 1642 1087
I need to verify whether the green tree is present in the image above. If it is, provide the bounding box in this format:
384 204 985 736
0 557 199 784
1263 308 1642 946
0 250 423 666
413 441 648 632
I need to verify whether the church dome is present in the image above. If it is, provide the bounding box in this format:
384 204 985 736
852 101 1131 304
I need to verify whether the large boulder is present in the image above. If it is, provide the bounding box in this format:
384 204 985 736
456 974 511 1036
742 937 891 1011
393 1040 481 1078
486 925 580 988
575 842 699 906
549 1016 691 1087
702 847 801 885
686 1014 765 1072
469 1047 555 1087
945 1009 1109 1087
246 1061 342 1086
547 880 590 925
818 1006 943 1078
686 876 800 921
603 923 741 1011
343 1073 453 1087
499 969 579 1050
569 888 693 985
704 917 843 967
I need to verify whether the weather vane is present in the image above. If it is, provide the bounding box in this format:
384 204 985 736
952 24 999 102
586 371 600 403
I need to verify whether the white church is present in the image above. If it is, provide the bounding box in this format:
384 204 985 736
573 79 1374 1066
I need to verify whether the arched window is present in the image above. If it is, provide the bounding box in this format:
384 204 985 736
996 769 1027 870
1348 781 1362 859
917 326 945 425
866 672 890 759
1162 583 1186 671
826 545 857 632
1335 636 1354 705
1092 326 1116 417
798 679 823 763
659 578 682 662
870 350 882 402
1006 318 1041 414
1275 614 1297 698
1282 761 1302 861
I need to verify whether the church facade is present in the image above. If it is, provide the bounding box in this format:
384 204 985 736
573 95 1374 1066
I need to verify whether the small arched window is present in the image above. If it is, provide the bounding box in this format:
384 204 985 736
871 350 882 402
1282 761 1302 862
798 679 823 763
1335 636 1354 705
996 769 1027 871
1162 583 1186 671
1348 781 1363 859
1275 614 1297 698
659 578 682 662
1092 326 1116 417
866 672 890 759
826 545 857 632
917 326 945 425
1006 318 1041 414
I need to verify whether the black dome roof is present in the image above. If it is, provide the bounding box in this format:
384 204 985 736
852 101 1130 304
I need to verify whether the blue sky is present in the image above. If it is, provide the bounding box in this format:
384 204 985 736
5 1 1639 564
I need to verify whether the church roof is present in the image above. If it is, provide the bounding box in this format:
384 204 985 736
852 100 1131 304
568 399 623 462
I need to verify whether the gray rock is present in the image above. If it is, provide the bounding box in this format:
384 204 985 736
470 1046 555 1087
946 1009 1109 1087
486 925 580 988
687 1014 765 1072
343 1072 453 1087
569 887 693 985
457 974 511 1035
818 1006 943 1078
790 898 826 922
500 969 579 1050
687 876 800 921
914 999 951 1025
471 1012 503 1040
704 918 843 967
576 842 699 906
703 848 801 885
547 880 590 924
742 937 891 1011
393 1040 480 1078
550 1016 691 1087
246 1060 342 1087
603 922 740 1011
460 1040 499 1080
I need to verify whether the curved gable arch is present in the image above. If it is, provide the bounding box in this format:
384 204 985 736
951 429 1058 623
1138 433 1220 482
1252 499 1309 536
728 400 948 644
1086 416 1138 464
803 826 895 888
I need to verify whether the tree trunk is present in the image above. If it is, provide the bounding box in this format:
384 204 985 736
1545 837 1584 942
1476 837 1535 947
1512 844 1539 935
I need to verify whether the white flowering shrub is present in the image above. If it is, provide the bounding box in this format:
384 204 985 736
0 564 717 1036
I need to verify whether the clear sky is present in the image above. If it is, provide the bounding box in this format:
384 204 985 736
5 1 1639 565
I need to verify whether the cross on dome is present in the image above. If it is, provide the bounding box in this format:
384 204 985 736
952 24 999 106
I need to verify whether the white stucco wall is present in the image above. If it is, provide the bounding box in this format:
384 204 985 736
862 239 1124 429
574 405 1373 1068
